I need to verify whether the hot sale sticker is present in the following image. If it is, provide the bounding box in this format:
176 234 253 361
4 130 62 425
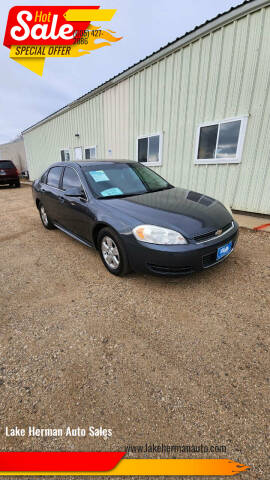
3 6 122 75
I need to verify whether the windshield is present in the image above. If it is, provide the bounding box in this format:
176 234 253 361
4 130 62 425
82 163 172 199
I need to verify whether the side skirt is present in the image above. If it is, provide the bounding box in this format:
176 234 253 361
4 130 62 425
54 223 94 249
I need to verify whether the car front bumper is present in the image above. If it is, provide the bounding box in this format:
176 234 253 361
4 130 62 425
123 222 239 275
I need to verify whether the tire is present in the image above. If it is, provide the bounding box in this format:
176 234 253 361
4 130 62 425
97 227 131 276
39 203 55 230
15 181 20 188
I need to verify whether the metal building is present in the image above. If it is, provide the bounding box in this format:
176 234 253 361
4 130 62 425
0 137 27 173
23 0 270 214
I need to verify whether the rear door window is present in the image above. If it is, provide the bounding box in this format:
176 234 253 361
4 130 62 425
46 167 63 188
40 171 48 183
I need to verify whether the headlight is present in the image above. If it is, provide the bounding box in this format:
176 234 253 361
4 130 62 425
132 225 187 245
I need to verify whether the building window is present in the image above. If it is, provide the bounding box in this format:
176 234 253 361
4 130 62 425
74 147 83 161
85 146 96 160
137 134 162 166
60 149 70 162
195 116 248 164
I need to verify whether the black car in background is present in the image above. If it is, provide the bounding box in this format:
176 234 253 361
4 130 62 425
0 160 20 187
32 161 238 276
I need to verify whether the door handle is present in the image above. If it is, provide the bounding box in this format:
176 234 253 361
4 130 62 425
58 196 65 203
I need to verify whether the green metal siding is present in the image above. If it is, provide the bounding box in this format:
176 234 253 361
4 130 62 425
24 4 270 214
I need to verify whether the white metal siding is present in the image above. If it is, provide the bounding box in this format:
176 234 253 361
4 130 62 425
23 4 270 214
0 139 27 172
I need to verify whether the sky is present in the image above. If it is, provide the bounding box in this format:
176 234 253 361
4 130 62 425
0 0 244 144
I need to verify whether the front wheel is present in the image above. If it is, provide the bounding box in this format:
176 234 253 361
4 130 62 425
39 204 55 230
97 227 131 276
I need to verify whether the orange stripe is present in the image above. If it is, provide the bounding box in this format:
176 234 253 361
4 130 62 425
0 459 249 476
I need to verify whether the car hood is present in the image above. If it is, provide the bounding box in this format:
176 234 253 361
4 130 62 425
102 187 233 239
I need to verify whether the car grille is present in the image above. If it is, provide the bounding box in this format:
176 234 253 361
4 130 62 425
202 252 219 268
194 222 233 243
147 264 194 275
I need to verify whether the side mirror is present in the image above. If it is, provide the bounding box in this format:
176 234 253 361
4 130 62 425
65 186 83 197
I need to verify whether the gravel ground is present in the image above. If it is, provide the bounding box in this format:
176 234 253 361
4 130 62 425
0 185 269 480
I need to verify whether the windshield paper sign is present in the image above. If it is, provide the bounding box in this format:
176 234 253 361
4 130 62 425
3 6 122 76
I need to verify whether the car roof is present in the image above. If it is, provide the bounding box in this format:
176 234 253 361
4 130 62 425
49 160 138 168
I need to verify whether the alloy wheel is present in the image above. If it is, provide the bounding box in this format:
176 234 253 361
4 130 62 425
101 236 120 270
40 206 48 226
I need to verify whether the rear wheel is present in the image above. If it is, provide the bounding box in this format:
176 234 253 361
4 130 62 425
39 204 55 230
97 227 131 276
15 180 20 188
